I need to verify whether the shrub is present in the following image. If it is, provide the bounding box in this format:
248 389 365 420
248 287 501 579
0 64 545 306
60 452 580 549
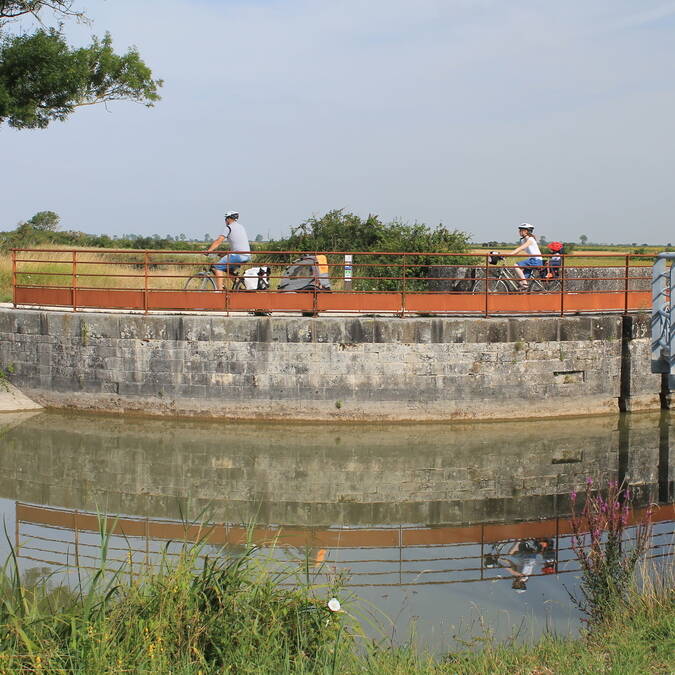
569 479 653 625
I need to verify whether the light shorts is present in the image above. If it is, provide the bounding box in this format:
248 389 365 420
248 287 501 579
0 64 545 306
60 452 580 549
517 257 543 278
213 253 251 274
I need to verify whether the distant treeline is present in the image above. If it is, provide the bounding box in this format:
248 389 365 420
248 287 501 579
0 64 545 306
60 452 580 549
2 210 670 255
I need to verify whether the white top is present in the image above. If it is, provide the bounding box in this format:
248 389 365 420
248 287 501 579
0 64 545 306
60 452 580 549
522 236 542 257
225 221 251 255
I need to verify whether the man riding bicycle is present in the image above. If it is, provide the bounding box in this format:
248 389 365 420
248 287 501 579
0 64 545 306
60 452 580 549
204 210 252 291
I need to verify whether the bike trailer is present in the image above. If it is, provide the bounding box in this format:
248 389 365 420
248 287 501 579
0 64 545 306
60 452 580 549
242 266 271 291
278 255 331 292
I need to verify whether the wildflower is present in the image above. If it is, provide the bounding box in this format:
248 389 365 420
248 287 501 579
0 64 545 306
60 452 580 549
327 597 341 612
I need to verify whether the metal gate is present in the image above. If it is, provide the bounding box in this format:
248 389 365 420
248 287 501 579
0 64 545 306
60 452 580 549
652 253 675 390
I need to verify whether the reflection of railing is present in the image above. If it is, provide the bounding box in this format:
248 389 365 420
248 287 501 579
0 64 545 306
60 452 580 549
15 502 673 588
11 249 654 317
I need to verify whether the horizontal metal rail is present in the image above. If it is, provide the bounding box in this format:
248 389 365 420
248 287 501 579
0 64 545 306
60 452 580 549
10 248 657 317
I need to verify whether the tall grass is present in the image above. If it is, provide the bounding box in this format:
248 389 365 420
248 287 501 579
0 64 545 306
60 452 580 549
0 530 349 674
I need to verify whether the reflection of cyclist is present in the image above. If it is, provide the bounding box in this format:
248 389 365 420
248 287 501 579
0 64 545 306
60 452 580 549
205 211 251 291
505 224 543 291
500 540 538 592
486 538 556 593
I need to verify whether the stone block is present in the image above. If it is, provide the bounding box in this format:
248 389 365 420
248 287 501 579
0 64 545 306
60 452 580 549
344 318 375 344
14 311 44 335
79 315 120 340
465 319 509 343
118 316 177 341
508 317 559 343
312 319 348 344
178 316 212 342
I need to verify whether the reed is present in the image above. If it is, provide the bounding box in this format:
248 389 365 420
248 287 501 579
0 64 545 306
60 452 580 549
0 527 349 674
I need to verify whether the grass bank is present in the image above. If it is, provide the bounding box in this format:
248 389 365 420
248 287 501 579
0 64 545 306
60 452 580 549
0 544 672 674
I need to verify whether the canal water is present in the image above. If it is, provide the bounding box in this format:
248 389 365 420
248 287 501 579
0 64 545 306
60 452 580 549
0 410 672 652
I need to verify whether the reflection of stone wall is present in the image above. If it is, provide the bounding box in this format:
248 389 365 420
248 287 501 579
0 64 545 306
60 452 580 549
0 411 666 526
0 309 661 421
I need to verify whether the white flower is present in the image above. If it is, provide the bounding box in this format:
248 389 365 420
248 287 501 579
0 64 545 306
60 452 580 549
327 598 341 612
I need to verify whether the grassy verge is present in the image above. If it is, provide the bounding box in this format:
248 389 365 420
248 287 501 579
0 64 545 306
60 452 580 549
0 542 672 674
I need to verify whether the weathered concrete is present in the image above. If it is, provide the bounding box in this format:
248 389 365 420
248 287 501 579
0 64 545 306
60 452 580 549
0 382 41 412
0 308 661 420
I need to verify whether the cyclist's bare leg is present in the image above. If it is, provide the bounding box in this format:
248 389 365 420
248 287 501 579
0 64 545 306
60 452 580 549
213 268 226 291
214 265 239 291
514 266 528 288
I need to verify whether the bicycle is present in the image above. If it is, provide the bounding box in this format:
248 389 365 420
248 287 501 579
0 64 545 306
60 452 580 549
183 255 266 292
470 256 561 294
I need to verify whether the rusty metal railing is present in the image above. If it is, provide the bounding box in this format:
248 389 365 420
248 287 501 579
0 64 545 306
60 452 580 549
10 248 655 317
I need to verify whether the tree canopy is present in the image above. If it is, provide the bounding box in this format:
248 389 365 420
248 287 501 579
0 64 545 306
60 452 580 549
0 1 162 129
267 209 472 291
27 210 60 231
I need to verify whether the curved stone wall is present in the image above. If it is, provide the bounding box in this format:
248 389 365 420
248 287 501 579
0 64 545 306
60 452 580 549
0 308 661 420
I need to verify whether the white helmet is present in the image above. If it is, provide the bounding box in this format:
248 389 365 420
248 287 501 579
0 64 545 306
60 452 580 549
519 223 534 233
225 210 239 220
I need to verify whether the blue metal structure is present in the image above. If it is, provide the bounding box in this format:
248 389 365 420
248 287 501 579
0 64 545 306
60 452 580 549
652 253 675 390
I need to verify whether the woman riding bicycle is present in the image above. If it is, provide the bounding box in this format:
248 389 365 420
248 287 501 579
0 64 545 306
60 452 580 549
204 210 251 291
505 223 543 291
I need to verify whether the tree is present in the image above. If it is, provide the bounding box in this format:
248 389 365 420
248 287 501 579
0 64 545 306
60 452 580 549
267 209 471 291
0 2 162 129
27 210 60 231
579 234 588 245
255 234 264 242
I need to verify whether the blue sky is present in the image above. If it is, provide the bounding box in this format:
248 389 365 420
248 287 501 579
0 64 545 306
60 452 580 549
3 0 675 243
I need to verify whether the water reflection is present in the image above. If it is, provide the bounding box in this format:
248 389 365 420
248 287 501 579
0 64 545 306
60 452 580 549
0 410 672 649
0 411 670 526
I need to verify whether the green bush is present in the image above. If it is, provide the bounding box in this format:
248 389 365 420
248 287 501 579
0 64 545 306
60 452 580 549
265 209 472 291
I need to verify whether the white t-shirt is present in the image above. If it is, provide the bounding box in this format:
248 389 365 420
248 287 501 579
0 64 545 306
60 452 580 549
225 221 251 255
522 236 542 257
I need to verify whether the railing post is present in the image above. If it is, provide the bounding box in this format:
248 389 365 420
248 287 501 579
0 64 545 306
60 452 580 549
143 250 149 314
483 254 489 318
624 254 630 315
400 256 407 318
560 255 565 317
11 249 16 308
72 250 78 312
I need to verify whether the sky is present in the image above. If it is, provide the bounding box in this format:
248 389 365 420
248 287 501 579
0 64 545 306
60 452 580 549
3 0 675 244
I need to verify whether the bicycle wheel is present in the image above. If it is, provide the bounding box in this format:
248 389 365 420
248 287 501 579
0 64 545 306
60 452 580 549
529 279 545 293
494 279 511 293
184 273 216 291
546 279 562 293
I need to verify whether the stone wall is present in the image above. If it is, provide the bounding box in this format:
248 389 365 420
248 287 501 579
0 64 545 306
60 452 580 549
0 308 661 421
